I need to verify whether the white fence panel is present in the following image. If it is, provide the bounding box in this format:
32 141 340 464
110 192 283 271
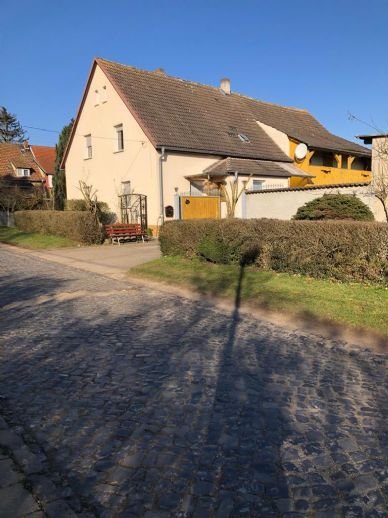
245 185 385 222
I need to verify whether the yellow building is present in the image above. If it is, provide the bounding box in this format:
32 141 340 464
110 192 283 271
289 138 371 187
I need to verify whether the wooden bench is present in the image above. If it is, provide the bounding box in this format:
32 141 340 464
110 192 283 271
104 224 147 245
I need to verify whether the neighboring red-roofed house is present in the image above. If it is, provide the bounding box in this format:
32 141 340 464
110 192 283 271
30 145 56 189
0 141 46 186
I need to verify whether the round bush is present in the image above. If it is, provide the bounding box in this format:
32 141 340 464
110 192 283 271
293 194 374 221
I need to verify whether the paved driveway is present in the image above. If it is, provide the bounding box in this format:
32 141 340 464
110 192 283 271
32 240 161 277
0 247 386 517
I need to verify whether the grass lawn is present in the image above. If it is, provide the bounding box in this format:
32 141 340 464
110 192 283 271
0 226 78 249
131 256 388 337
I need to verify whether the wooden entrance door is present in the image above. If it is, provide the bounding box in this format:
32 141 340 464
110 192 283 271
180 196 220 220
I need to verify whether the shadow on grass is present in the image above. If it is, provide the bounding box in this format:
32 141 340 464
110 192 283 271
187 260 387 351
0 248 387 515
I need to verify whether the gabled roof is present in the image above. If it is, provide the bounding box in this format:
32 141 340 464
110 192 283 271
96 58 291 162
201 157 313 178
31 145 56 175
238 96 371 156
0 143 45 183
63 57 371 166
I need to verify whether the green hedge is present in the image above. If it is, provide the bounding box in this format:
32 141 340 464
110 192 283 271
15 211 103 244
160 219 388 284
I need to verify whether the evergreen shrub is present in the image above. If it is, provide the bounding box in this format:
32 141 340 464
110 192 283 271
293 194 374 221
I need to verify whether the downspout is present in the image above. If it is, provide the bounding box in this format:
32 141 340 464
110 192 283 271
159 146 166 225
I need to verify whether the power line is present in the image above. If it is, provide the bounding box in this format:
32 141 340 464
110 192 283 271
347 113 384 134
24 125 146 144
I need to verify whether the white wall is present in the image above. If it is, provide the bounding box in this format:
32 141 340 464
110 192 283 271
256 121 290 155
65 65 226 226
246 184 386 222
162 152 222 221
65 64 160 225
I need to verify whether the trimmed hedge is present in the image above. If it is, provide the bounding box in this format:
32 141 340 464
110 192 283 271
15 210 103 244
66 200 116 225
160 219 388 284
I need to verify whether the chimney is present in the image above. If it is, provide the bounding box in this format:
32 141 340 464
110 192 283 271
21 140 30 151
154 67 166 76
220 78 231 95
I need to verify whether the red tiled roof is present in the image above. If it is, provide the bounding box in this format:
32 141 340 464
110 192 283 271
0 143 45 183
31 145 56 175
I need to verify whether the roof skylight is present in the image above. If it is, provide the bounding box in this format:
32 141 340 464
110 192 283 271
238 133 250 143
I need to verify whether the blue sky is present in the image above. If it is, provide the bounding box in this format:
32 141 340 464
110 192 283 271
1 0 387 147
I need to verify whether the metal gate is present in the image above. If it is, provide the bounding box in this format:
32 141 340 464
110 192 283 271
119 193 147 230
180 195 220 220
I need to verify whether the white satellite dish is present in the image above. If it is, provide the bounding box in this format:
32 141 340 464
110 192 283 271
294 143 308 160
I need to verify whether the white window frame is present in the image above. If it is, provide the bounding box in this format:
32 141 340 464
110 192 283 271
16 168 31 177
84 134 92 159
114 124 124 152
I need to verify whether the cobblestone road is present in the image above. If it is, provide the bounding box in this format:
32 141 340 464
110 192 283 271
0 247 387 517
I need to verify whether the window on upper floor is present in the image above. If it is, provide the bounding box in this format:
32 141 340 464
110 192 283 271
115 124 124 152
94 89 100 106
121 181 131 195
16 168 31 177
310 151 336 168
84 134 92 159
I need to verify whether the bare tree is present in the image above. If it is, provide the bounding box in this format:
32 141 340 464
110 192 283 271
78 180 105 226
348 113 388 222
204 173 251 217
369 137 388 222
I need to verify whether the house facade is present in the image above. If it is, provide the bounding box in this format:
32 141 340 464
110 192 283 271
63 58 371 229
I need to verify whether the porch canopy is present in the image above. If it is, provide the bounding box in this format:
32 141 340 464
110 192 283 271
186 157 314 181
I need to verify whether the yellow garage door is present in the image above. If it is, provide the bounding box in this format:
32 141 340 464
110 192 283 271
180 196 220 220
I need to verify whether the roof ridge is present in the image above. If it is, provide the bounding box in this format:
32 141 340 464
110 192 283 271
96 57 224 93
96 57 309 113
232 91 308 113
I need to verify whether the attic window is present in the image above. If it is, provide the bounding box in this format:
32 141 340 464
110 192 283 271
101 85 107 103
94 89 100 106
238 133 250 143
16 168 31 177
